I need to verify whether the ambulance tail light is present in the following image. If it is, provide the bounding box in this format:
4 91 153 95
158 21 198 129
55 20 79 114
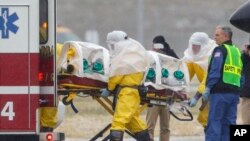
46 133 53 141
38 72 45 81
39 132 65 141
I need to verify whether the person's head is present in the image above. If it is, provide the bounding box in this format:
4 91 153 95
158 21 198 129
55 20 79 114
106 30 128 49
106 30 129 57
152 35 170 54
244 37 250 51
189 32 209 55
214 26 232 45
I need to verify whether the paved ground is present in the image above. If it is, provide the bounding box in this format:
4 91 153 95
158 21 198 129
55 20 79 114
66 136 204 141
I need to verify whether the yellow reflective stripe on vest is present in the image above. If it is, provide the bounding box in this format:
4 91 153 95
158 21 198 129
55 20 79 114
226 45 233 64
236 48 242 66
224 64 241 76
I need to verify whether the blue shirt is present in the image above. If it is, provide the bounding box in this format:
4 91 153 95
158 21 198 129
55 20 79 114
206 48 224 89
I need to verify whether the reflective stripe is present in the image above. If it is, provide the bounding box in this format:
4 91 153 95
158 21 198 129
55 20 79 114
0 132 36 135
226 45 233 64
224 64 241 76
0 86 28 94
224 45 241 65
0 86 54 94
236 48 242 66
31 86 54 94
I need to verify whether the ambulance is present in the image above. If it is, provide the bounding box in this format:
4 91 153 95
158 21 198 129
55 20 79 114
0 0 64 140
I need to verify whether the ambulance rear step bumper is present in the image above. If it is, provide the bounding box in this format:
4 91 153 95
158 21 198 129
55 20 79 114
0 132 65 141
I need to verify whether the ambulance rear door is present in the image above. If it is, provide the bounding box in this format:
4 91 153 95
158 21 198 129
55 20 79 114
0 0 40 133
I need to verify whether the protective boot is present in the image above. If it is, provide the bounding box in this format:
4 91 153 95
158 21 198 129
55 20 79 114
135 129 151 141
110 130 124 141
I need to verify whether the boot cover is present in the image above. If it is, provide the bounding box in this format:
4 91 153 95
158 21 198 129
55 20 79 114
135 129 151 141
110 130 124 141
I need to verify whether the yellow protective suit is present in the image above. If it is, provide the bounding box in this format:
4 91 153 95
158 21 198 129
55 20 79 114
183 32 217 128
56 43 63 63
40 107 58 129
186 62 209 127
108 72 148 133
106 31 149 140
40 43 64 130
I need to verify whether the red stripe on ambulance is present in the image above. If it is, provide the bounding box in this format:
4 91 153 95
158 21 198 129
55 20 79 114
0 53 39 86
0 94 39 131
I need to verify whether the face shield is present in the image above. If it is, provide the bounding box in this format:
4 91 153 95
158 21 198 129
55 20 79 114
183 32 217 67
189 32 209 56
191 44 201 55
106 31 128 58
107 43 115 55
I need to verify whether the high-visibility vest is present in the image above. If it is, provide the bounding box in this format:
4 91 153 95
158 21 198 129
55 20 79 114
222 44 242 87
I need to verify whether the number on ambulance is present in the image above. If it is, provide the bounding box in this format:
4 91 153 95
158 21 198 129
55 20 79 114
1 102 15 121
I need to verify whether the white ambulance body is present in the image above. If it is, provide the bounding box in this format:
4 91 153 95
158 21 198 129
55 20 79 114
0 0 63 140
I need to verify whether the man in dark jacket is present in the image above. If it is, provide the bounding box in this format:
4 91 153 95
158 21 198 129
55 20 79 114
240 38 250 124
151 35 179 59
146 35 178 141
203 26 242 141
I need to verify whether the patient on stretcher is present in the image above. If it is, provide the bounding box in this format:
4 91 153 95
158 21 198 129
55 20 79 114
144 51 190 103
57 41 189 101
57 41 192 122
57 41 110 88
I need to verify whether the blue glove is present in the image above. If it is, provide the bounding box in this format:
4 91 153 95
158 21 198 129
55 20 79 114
189 92 202 107
202 87 211 101
189 97 198 107
100 88 110 97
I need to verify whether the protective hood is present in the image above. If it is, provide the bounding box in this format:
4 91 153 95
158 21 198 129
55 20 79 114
107 30 128 45
109 38 150 77
183 32 217 70
106 31 128 58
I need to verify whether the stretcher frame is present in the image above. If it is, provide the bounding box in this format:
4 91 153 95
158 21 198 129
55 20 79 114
57 74 193 141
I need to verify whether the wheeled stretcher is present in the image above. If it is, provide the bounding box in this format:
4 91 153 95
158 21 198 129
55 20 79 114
57 41 193 140
142 51 193 121
57 41 110 114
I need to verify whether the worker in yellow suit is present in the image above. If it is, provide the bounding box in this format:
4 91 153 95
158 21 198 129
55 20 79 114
40 43 65 132
182 32 217 129
40 107 58 132
101 31 150 141
40 102 65 132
